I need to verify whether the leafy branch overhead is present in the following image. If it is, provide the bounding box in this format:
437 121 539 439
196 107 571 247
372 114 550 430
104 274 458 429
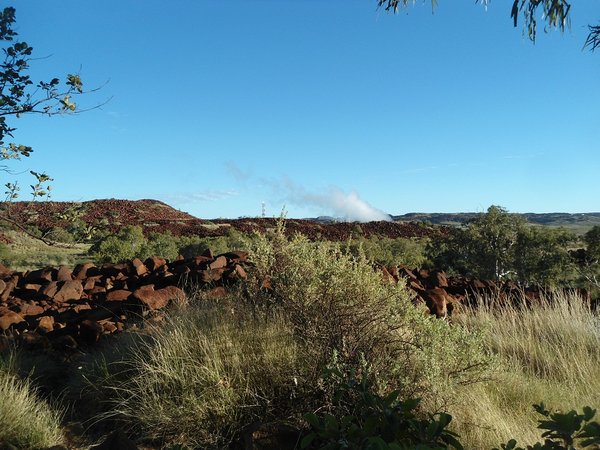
377 0 600 50
0 6 108 245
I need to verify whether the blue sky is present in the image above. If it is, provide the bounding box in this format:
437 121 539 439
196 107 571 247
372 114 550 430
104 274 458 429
6 1 600 219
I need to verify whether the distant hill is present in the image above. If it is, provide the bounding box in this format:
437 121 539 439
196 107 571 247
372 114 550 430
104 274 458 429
0 199 441 241
392 212 600 234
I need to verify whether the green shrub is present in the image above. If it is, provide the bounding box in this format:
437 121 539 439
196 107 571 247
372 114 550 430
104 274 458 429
243 222 494 409
89 225 146 263
140 231 179 260
301 367 464 450
45 226 76 244
344 236 429 268
494 404 600 450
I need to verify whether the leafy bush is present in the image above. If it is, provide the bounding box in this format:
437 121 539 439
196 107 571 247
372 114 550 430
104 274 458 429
344 236 429 268
494 404 600 450
301 367 463 450
243 222 494 409
139 231 179 261
89 225 146 262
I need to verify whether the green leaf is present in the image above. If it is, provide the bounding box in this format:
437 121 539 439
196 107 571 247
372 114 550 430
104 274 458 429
300 433 316 449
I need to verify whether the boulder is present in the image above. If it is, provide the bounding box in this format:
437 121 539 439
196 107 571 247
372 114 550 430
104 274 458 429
53 280 84 303
132 285 185 310
0 309 25 331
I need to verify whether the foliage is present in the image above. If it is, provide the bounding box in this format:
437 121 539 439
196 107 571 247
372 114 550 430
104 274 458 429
494 404 600 450
344 236 429 268
376 1 599 50
90 225 146 263
301 367 463 450
0 7 93 196
139 231 180 261
427 205 577 284
584 226 600 262
428 206 526 279
513 227 576 285
243 221 493 409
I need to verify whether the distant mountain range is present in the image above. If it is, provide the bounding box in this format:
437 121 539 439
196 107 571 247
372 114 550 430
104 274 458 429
390 212 600 234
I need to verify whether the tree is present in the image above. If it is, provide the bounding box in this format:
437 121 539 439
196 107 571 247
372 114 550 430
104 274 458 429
513 226 575 285
0 6 105 243
427 206 576 285
377 0 600 51
427 206 526 279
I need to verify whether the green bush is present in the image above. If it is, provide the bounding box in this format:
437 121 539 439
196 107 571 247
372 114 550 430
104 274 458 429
89 225 146 263
344 236 429 268
494 404 600 450
243 222 494 409
301 367 463 450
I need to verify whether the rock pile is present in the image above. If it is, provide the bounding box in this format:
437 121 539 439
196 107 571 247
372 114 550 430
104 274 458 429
387 266 592 318
0 250 249 352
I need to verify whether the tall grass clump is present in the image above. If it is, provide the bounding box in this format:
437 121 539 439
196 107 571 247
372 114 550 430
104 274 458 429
0 353 64 449
101 303 308 448
449 290 600 449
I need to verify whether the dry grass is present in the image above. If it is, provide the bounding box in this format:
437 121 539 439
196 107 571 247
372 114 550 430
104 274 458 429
1 229 90 270
449 290 600 449
97 302 308 448
0 355 65 449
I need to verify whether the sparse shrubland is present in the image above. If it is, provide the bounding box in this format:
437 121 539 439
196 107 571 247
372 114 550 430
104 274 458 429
0 218 598 449
84 222 492 448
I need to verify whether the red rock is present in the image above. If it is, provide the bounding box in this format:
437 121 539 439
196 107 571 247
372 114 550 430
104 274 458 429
16 302 45 316
145 256 167 271
106 289 132 301
0 310 25 331
23 268 54 284
132 258 148 276
101 321 118 333
429 270 448 288
219 251 249 262
132 285 185 310
0 279 15 302
56 265 73 282
73 262 96 280
79 319 104 344
41 281 60 299
36 316 55 333
88 286 107 296
209 256 228 270
421 288 452 318
53 280 84 302
19 331 50 350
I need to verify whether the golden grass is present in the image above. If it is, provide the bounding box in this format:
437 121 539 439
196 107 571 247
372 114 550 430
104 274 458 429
449 290 600 449
0 358 64 449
